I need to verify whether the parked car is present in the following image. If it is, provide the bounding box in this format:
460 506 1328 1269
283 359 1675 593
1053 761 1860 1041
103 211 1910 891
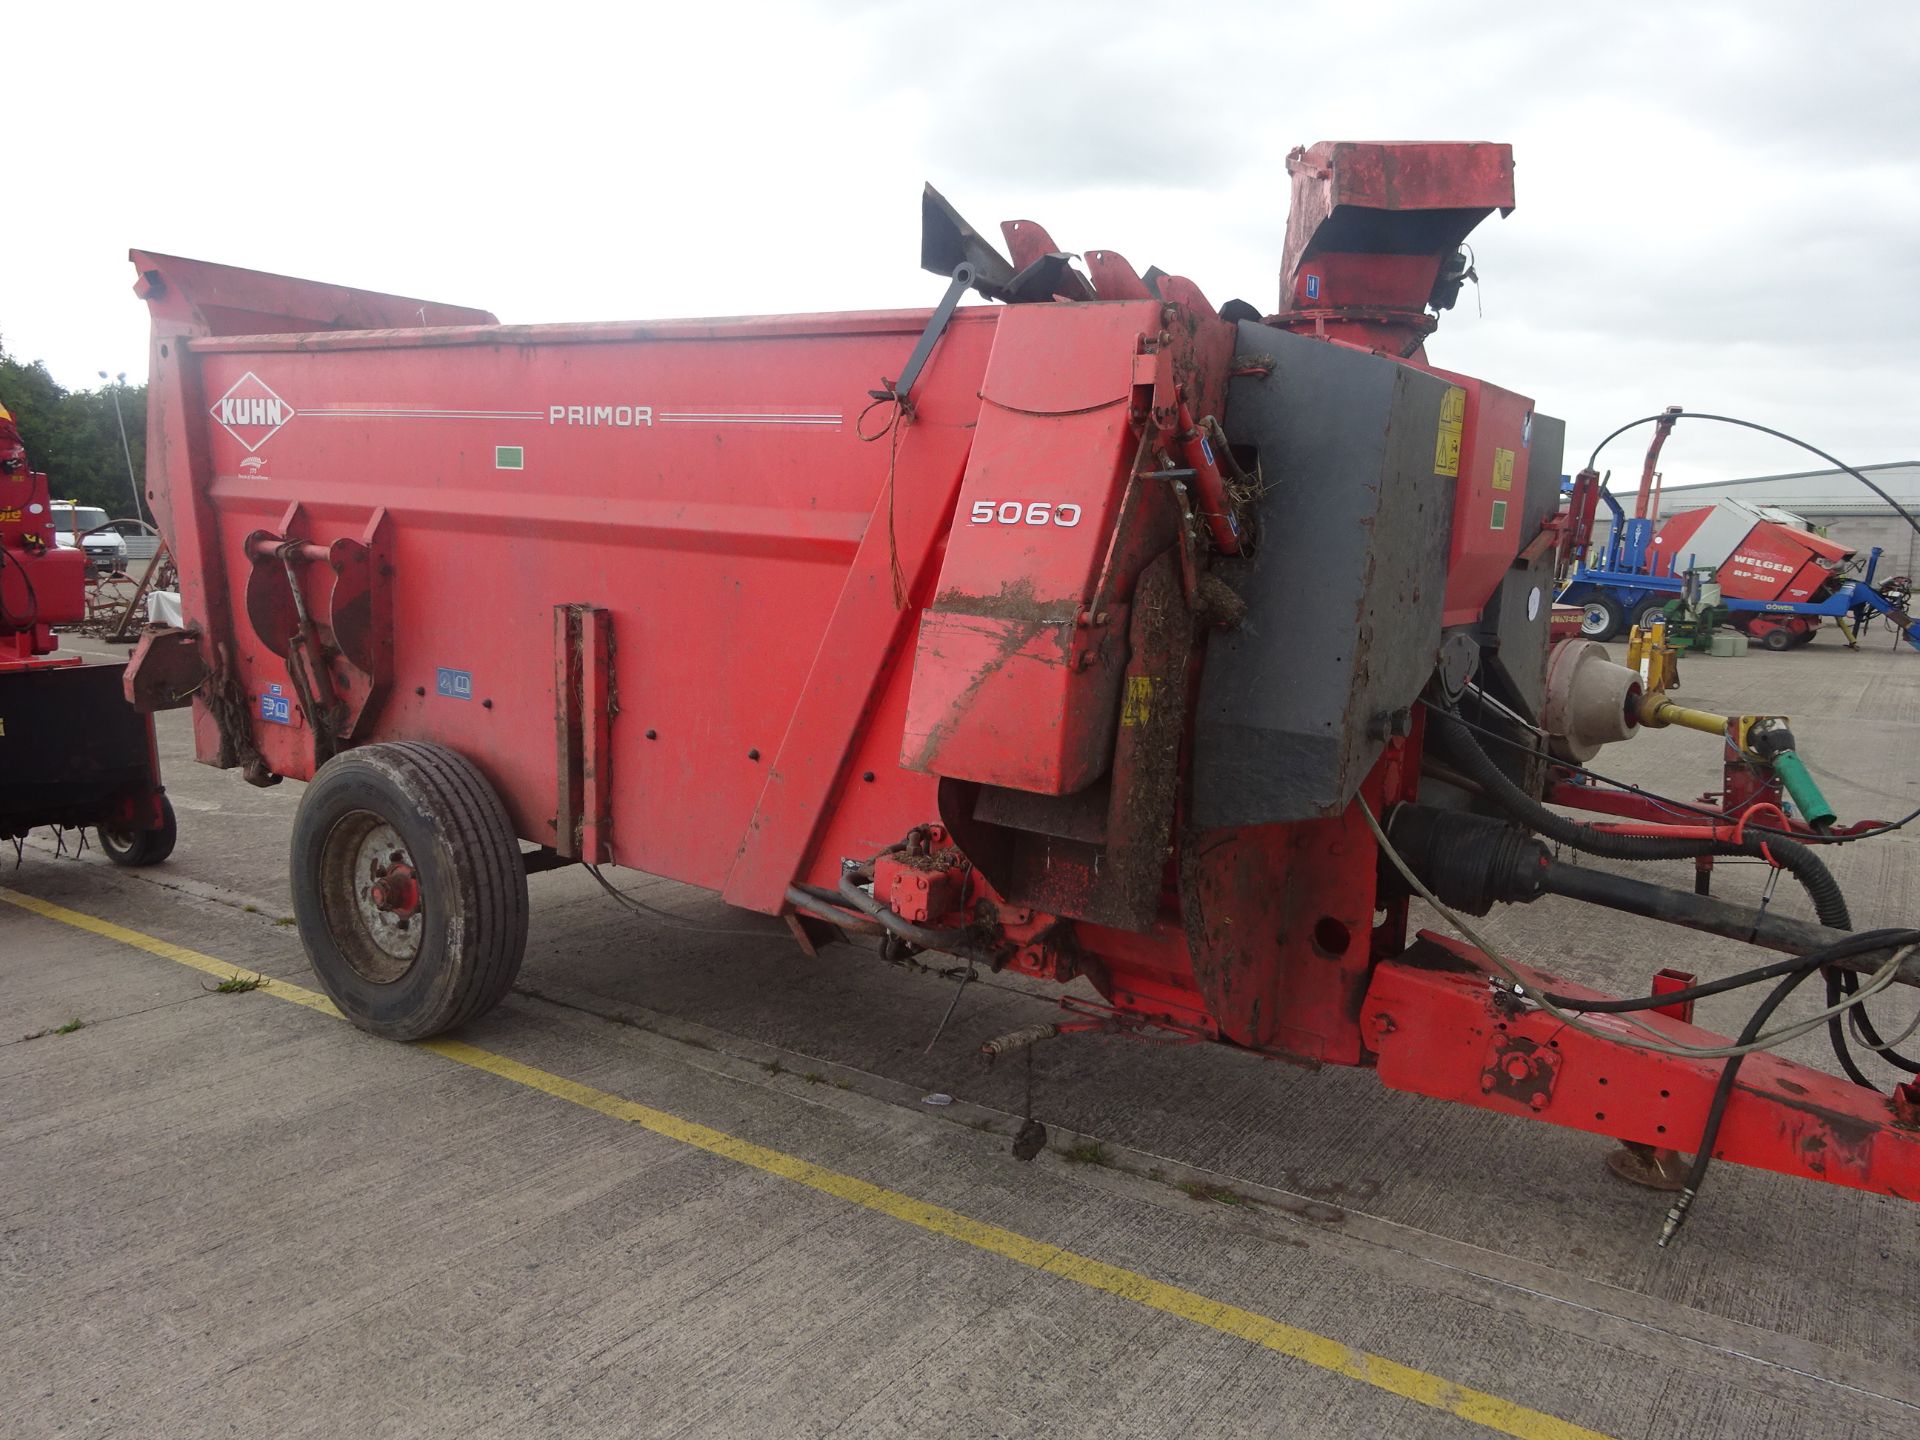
48 501 128 575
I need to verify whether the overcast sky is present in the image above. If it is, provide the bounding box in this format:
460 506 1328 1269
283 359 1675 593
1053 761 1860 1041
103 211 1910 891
6 0 1915 483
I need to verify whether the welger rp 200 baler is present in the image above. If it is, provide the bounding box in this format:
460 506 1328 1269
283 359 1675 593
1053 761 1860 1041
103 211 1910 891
125 141 1920 1240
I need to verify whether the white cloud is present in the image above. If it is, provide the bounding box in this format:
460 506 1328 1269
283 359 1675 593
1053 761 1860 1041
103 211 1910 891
5 0 1914 483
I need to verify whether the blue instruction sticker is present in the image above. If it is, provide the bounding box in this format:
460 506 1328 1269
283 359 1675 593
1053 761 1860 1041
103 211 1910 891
260 692 292 725
436 666 474 700
1305 274 1321 300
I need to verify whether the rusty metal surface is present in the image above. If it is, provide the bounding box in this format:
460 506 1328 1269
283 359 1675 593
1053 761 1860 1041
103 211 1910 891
941 550 1195 934
1276 141 1514 358
123 626 207 712
901 301 1160 795
1181 797 1391 1064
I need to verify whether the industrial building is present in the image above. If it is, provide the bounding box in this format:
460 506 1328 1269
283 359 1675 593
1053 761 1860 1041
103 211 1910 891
1655 461 1920 578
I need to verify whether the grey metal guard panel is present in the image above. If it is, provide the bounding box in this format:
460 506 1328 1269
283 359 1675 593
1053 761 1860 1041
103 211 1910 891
1191 324 1457 828
1472 412 1566 722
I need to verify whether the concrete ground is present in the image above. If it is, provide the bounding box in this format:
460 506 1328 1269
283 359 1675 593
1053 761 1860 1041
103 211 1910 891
4 629 1919 1439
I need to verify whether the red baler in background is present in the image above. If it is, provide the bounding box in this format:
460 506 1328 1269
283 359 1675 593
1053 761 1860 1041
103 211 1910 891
1656 498 1859 648
125 141 1920 1237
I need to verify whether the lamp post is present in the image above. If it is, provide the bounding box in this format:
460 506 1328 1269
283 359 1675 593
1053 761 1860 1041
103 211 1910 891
99 370 148 528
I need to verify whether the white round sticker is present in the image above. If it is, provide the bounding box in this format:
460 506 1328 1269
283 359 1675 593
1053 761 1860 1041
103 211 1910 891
1527 586 1542 621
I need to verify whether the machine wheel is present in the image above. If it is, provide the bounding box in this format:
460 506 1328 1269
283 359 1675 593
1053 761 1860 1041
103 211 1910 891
97 796 178 868
290 742 528 1040
1578 596 1624 641
1761 626 1793 651
1628 597 1669 633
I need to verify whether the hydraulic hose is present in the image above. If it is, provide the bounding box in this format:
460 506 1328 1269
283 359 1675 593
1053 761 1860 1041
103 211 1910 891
1540 927 1920 1014
1533 862 1916 987
0 544 40 630
1831 967 1920 1077
1586 412 1920 540
1538 844 1920 1079
1426 706 1851 931
831 860 1001 965
1660 962 1818 1246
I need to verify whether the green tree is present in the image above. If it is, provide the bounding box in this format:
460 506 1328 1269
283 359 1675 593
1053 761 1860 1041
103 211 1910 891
0 337 147 518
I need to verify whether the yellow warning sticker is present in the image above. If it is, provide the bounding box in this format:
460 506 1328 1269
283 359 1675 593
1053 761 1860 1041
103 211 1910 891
1121 675 1160 728
1434 388 1465 477
1492 447 1514 492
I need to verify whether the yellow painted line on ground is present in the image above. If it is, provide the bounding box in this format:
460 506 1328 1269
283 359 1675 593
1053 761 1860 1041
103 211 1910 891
2 885 1613 1440
3 887 344 1018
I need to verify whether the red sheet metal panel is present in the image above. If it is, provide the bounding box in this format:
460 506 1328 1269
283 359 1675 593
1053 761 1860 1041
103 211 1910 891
1789 526 1853 563
165 292 999 895
1426 370 1534 626
1722 521 1840 602
900 301 1159 795
1651 506 1711 565
0 469 86 639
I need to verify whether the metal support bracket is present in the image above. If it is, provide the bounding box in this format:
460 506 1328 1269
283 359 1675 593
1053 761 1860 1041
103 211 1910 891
239 504 393 767
554 603 614 862
872 263 977 405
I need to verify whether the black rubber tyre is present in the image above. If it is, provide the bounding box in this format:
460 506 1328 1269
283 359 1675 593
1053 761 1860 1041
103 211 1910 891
1578 595 1625 641
97 795 178 867
290 742 528 1040
1628 596 1669 633
1761 627 1793 652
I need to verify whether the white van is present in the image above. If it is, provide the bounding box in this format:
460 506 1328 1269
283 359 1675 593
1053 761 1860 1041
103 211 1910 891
48 501 129 575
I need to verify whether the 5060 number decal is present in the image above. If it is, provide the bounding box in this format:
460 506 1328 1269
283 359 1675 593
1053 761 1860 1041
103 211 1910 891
969 500 1083 527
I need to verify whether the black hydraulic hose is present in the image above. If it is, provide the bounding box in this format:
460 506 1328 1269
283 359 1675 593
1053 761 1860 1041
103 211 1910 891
1533 861 1917 987
1427 707 1852 931
1538 861 1920 1085
1587 412 1920 540
1542 928 1919 1013
1831 967 1920 1076
0 544 40 629
1660 961 1822 1247
1825 971 1881 1088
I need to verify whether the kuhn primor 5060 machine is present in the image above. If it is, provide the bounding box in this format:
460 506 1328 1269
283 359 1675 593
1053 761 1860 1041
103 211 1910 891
125 141 1920 1241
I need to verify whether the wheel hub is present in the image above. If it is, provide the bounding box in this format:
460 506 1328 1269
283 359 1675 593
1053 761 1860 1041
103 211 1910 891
368 860 421 920
318 812 426 982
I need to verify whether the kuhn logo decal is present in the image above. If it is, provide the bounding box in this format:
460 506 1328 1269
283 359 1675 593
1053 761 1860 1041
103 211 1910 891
211 373 296 453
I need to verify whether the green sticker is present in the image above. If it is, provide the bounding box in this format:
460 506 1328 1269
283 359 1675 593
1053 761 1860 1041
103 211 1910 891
1490 499 1508 530
495 445 525 470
